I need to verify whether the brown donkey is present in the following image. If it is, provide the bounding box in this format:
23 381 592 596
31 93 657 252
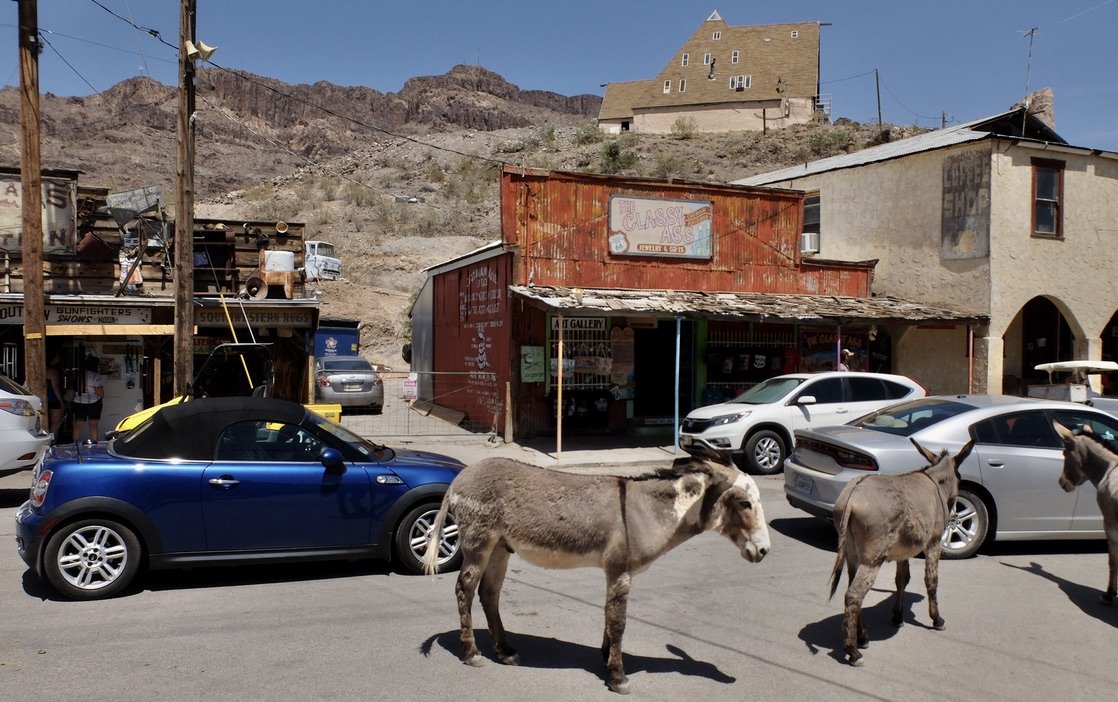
1054 421 1118 604
829 439 974 666
422 447 770 695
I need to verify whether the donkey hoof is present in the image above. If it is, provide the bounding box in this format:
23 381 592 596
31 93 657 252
608 679 632 695
497 653 521 666
1099 594 1114 606
933 617 946 631
847 653 864 667
891 614 904 627
463 655 486 668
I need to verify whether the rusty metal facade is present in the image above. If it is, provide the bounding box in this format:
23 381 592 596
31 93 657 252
500 166 872 297
430 253 514 432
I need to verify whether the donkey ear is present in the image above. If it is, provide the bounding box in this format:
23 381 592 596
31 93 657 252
910 438 938 464
953 439 974 467
1052 421 1076 440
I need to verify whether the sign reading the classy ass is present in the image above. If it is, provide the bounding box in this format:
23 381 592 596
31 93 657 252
607 195 713 260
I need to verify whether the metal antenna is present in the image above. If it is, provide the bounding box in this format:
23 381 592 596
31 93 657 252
1021 27 1038 134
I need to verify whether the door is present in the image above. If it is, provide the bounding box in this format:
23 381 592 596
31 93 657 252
972 410 1075 534
201 420 372 550
788 376 852 432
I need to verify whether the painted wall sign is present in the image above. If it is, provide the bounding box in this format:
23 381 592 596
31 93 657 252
941 150 991 260
607 195 713 259
0 176 78 255
0 304 151 325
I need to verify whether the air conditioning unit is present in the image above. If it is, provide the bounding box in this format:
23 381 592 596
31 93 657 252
800 231 820 255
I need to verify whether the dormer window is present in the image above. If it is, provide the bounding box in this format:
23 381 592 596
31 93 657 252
681 53 689 67
790 30 799 38
703 52 712 65
678 79 686 93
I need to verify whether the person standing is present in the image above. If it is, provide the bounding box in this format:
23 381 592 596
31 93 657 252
44 350 65 438
837 348 855 372
71 355 105 442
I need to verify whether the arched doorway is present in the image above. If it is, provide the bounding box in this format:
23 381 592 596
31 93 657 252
1017 296 1074 389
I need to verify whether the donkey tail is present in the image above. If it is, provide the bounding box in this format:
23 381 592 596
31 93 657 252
421 494 453 576
828 487 856 600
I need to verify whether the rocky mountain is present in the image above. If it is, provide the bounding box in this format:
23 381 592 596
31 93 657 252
0 64 914 368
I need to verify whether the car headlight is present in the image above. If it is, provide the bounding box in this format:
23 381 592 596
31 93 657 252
710 411 750 426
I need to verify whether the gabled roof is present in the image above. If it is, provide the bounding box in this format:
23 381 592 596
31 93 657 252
599 16 820 118
735 107 1071 186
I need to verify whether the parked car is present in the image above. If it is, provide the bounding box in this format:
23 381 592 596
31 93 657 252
15 396 464 600
678 371 926 474
314 356 384 414
0 372 51 478
784 394 1118 558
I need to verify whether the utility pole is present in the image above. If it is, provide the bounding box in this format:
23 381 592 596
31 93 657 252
18 0 45 399
874 68 882 131
173 0 196 396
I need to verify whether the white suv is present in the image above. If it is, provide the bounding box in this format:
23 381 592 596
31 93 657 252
678 371 926 475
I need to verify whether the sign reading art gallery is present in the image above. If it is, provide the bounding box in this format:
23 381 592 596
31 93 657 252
607 195 713 260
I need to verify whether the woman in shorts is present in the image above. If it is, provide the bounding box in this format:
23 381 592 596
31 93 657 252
71 355 105 442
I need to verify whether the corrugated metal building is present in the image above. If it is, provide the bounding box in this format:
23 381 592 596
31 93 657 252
412 167 982 439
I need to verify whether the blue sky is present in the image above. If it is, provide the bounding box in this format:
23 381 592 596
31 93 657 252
3 1 1117 150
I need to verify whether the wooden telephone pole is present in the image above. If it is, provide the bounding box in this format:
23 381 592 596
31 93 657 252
173 0 197 396
18 0 46 399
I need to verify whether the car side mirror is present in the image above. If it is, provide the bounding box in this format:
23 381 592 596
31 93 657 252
321 447 345 472
796 395 817 405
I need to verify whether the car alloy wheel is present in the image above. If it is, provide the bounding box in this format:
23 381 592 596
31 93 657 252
940 488 990 559
395 503 461 574
741 429 786 475
43 519 141 600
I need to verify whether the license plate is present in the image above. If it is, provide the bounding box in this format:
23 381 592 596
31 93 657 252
794 473 814 495
343 383 361 391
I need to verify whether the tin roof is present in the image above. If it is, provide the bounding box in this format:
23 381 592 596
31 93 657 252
509 285 986 324
734 108 1069 186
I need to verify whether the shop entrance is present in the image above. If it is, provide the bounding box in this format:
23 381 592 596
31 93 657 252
632 319 695 423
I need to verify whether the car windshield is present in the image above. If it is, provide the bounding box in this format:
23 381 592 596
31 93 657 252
854 397 976 436
0 372 31 396
306 411 391 460
323 358 373 372
730 377 804 405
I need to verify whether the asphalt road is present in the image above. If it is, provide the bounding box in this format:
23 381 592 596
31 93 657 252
2 475 1117 701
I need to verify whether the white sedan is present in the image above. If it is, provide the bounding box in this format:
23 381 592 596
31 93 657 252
0 372 51 477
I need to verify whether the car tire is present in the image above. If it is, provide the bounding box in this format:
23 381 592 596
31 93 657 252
941 488 990 559
371 404 383 415
395 503 461 575
738 429 786 475
43 518 141 600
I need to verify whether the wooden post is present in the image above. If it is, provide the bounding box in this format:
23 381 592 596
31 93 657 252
173 0 197 396
504 380 513 443
18 0 46 400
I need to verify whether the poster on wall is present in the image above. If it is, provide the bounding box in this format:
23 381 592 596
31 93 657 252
521 346 545 383
610 326 635 399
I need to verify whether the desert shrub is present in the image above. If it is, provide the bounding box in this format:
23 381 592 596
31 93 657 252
652 153 688 179
600 140 637 174
670 116 698 140
575 122 604 145
809 130 853 156
539 125 557 151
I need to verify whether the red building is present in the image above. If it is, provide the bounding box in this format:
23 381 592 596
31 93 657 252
411 167 980 439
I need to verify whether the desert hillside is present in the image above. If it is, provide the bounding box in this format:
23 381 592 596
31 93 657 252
0 64 920 368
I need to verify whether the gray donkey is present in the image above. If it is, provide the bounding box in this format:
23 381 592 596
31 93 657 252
1054 421 1118 604
422 447 770 694
829 439 974 666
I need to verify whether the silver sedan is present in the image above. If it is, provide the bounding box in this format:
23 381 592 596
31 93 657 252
313 356 384 413
783 394 1118 558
